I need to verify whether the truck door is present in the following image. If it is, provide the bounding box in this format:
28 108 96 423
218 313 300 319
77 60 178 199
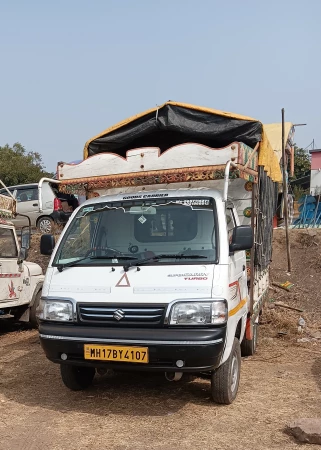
0 226 21 302
226 205 247 308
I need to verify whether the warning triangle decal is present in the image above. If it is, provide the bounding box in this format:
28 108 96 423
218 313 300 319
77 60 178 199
115 272 131 287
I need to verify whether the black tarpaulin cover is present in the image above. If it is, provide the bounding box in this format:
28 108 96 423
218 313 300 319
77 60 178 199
83 101 282 182
84 101 262 158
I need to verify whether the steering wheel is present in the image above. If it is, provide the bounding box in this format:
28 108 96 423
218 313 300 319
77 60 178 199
84 247 126 258
101 227 122 256
84 227 126 258
100 246 126 257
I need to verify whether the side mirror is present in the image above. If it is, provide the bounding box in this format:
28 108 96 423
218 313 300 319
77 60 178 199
18 247 28 263
21 227 30 250
229 225 253 254
40 234 56 255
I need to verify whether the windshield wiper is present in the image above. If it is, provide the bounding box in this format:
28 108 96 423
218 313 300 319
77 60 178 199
57 252 207 272
57 255 138 272
123 253 207 271
90 256 138 260
170 253 207 259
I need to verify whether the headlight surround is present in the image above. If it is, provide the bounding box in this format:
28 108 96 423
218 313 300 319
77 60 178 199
36 299 74 322
169 300 228 326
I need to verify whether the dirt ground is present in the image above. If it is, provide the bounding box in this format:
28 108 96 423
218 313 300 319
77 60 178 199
0 230 320 450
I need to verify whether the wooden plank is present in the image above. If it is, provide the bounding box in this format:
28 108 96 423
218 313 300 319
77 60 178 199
274 302 303 313
243 142 260 170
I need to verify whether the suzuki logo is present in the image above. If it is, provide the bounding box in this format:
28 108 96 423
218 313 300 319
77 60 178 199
113 309 125 321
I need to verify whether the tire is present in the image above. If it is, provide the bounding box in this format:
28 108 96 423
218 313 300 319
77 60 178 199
29 290 41 328
241 323 258 357
211 338 241 405
60 365 95 391
37 216 54 234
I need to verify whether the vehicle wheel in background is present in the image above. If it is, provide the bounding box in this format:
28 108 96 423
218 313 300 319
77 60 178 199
241 323 258 357
37 216 54 234
60 365 95 391
29 290 41 328
211 338 241 404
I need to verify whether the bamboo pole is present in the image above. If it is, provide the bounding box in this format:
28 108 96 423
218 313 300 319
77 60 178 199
282 108 292 272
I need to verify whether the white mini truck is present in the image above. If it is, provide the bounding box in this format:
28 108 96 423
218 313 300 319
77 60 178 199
0 181 44 327
37 102 282 404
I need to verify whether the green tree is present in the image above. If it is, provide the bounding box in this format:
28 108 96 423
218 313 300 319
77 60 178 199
0 143 54 186
291 145 311 180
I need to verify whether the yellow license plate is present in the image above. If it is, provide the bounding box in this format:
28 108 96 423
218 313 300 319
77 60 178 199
84 344 149 363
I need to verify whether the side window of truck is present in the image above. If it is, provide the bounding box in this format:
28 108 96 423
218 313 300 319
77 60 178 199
0 228 18 258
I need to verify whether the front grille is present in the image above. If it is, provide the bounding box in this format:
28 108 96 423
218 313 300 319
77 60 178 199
78 304 166 327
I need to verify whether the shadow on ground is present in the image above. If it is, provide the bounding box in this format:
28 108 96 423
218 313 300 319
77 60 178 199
0 320 31 336
0 333 215 418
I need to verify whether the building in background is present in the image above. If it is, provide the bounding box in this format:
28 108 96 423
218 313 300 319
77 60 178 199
310 149 321 195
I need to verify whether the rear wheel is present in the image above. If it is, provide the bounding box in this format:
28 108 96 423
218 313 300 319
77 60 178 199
241 323 258 357
60 365 95 391
37 216 54 234
211 338 241 404
29 290 41 328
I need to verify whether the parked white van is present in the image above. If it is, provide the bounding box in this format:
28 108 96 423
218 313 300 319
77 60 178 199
0 180 78 232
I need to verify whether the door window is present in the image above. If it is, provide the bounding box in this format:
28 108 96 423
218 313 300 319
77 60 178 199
0 188 14 197
16 188 38 203
0 228 18 258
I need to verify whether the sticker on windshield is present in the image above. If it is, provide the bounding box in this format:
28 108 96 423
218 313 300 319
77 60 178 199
175 199 210 206
112 259 118 264
82 206 94 213
138 215 147 224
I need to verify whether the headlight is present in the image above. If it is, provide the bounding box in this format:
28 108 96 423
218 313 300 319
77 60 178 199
169 300 228 325
36 299 74 322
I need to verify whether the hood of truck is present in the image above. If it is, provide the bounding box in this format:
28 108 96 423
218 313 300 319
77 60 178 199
24 261 43 277
44 264 215 303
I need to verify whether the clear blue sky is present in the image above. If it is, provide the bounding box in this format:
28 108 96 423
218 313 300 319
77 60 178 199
1 0 320 171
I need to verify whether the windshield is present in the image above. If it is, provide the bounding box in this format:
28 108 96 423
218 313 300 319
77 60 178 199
0 228 18 258
53 197 217 267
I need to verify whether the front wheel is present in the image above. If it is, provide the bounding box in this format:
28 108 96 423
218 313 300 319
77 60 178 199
211 338 241 404
60 365 95 391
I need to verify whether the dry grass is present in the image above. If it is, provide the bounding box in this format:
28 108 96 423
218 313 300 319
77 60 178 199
28 233 51 273
271 229 321 332
28 230 62 273
297 230 320 248
262 307 300 337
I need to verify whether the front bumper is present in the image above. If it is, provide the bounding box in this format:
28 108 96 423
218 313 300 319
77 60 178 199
39 323 226 372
